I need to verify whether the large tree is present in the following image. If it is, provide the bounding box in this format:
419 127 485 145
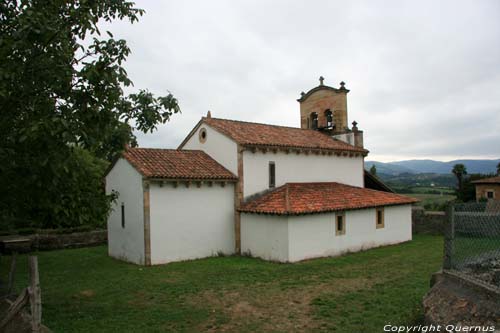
452 163 467 197
0 1 180 229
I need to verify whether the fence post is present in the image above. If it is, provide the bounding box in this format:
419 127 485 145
28 256 42 333
443 204 455 270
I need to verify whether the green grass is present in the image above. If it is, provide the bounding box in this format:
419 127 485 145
409 193 455 207
408 186 454 195
1 235 443 332
452 236 500 265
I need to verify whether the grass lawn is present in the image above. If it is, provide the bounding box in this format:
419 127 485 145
1 235 443 332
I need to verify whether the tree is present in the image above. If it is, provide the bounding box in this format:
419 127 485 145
369 164 377 176
497 161 500 175
452 164 467 199
0 1 180 229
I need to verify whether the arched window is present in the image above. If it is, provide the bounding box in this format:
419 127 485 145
310 112 318 129
325 110 333 128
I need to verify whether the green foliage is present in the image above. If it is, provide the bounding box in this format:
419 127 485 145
451 163 467 192
0 1 180 229
497 161 500 175
455 173 495 202
1 236 443 332
369 164 377 176
0 147 114 230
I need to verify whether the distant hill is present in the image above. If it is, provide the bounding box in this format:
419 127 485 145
365 159 499 175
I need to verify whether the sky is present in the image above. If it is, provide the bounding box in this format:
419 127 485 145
103 0 500 162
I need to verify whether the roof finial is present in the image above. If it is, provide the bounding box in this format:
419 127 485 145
207 110 212 119
340 81 346 89
352 120 358 131
319 76 325 86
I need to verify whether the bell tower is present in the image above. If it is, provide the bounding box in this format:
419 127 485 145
298 77 364 148
297 76 349 134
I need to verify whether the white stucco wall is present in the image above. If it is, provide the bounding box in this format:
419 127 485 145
182 124 238 175
240 214 289 262
106 158 145 264
149 182 235 265
332 132 355 146
287 205 412 262
242 151 364 198
241 205 412 262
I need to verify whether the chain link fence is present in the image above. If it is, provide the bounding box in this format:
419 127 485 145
443 201 500 289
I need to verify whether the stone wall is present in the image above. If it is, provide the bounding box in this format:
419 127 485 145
1 230 107 253
423 270 500 328
412 207 446 235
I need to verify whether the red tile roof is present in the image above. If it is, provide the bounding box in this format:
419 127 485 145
122 148 237 180
239 182 418 215
471 176 500 184
196 117 367 154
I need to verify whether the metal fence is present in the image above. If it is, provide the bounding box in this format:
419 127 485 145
443 201 500 289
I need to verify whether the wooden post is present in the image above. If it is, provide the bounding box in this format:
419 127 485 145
443 204 455 270
0 288 29 330
7 253 16 296
143 181 151 266
28 256 42 333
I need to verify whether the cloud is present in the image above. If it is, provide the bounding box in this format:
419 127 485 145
102 0 500 161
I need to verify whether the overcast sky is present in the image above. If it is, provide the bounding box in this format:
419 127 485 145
104 0 500 162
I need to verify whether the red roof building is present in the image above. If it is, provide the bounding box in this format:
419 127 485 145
105 78 417 265
240 182 417 215
120 148 237 180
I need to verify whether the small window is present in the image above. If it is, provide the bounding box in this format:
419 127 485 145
121 203 125 228
376 208 384 229
199 128 207 143
310 112 318 130
269 162 275 188
486 191 494 199
335 212 345 235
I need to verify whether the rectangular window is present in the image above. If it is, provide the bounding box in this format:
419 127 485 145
486 191 494 199
269 162 275 188
121 203 125 228
335 212 345 235
376 208 384 229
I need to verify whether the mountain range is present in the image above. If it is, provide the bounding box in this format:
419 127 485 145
365 159 500 175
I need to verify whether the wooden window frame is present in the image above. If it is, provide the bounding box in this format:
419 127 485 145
335 212 346 236
376 207 385 229
269 161 276 188
486 190 495 199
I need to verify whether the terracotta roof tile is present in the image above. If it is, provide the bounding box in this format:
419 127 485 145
471 176 500 184
239 182 418 215
122 148 237 180
202 118 367 154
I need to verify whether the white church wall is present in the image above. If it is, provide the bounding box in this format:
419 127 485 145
287 205 413 262
242 151 364 198
240 214 289 262
182 124 238 175
149 182 235 265
106 158 145 264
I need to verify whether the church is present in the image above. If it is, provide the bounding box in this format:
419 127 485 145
105 78 417 265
